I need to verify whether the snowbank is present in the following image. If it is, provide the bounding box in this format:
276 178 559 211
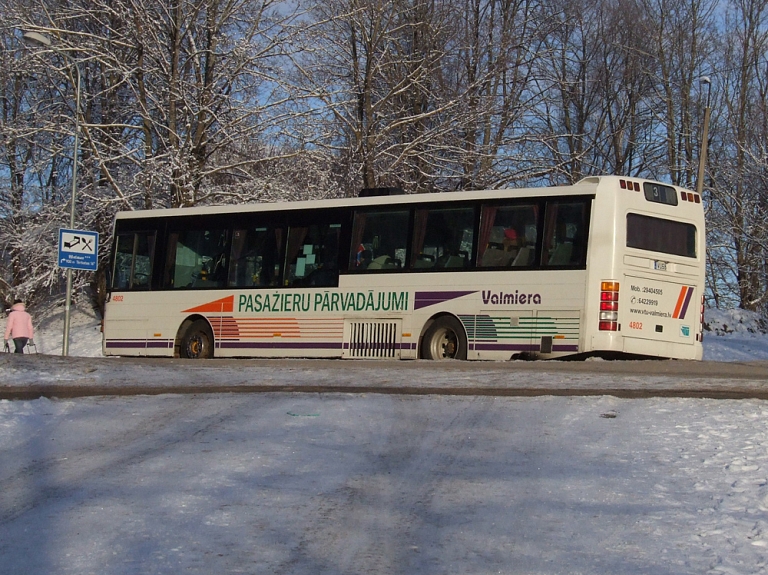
704 307 768 336
702 308 768 362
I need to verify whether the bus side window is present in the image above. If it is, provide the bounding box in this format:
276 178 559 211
349 210 409 271
284 223 341 287
165 228 229 288
411 207 475 270
112 232 156 290
478 204 538 268
542 201 589 267
228 227 283 287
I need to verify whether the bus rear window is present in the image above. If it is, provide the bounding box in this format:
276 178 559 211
626 213 696 258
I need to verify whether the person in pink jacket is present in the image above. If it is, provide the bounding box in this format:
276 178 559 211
4 299 34 353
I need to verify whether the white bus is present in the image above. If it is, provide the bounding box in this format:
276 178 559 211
103 175 705 361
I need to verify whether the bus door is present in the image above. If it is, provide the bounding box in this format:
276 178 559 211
621 273 698 347
104 231 156 356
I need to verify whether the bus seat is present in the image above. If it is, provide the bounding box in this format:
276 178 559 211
367 255 397 270
511 247 532 266
481 247 514 267
548 242 573 265
414 254 435 268
440 255 467 269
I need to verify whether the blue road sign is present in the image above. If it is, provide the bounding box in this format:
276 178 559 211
58 228 99 271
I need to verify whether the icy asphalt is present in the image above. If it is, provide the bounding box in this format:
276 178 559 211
1 354 768 400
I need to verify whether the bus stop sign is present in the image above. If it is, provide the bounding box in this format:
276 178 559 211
58 228 99 271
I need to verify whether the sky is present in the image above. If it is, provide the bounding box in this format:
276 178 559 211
1 305 767 574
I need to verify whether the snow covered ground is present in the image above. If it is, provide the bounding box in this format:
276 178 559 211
1 305 768 574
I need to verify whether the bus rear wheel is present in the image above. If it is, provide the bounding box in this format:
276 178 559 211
180 319 214 359
420 316 467 360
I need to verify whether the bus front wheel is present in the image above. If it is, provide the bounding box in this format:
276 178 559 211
180 319 214 359
420 316 467 360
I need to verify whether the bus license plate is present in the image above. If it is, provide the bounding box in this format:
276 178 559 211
654 260 667 271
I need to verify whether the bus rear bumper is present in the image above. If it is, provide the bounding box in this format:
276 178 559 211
591 333 702 360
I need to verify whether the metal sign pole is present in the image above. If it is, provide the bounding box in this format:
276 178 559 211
23 31 82 356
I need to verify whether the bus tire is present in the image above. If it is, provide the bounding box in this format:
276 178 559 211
180 319 214 359
420 316 467 360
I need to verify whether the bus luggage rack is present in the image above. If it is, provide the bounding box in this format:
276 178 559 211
344 320 402 359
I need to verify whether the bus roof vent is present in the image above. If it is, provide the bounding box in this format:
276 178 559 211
358 187 405 197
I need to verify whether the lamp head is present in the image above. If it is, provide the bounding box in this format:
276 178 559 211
23 31 52 47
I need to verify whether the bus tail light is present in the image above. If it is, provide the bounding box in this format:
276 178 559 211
697 295 705 341
620 179 640 191
599 281 620 331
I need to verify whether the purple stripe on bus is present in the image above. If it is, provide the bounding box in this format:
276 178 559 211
414 290 476 310
552 345 579 352
105 341 148 349
679 286 694 320
473 343 540 352
107 340 418 352
105 340 174 349
344 342 414 350
473 343 580 353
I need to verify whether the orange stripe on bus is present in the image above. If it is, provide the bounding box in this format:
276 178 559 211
672 286 688 319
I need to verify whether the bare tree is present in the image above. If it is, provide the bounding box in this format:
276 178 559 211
1 0 302 309
707 0 768 313
448 0 548 189
291 0 452 193
17 0 301 209
640 0 718 187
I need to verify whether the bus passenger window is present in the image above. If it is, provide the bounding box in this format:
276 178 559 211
349 210 409 272
478 204 538 267
228 227 283 287
284 223 341 287
165 228 229 288
112 232 156 290
411 207 475 270
542 201 589 267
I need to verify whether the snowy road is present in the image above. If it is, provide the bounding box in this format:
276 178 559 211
2 391 768 574
2 354 768 399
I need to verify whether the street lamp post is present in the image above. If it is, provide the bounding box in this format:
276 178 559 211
23 31 81 356
696 76 712 197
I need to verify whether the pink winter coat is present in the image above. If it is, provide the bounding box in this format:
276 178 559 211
4 303 34 340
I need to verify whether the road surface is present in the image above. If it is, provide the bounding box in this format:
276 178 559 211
1 354 767 399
